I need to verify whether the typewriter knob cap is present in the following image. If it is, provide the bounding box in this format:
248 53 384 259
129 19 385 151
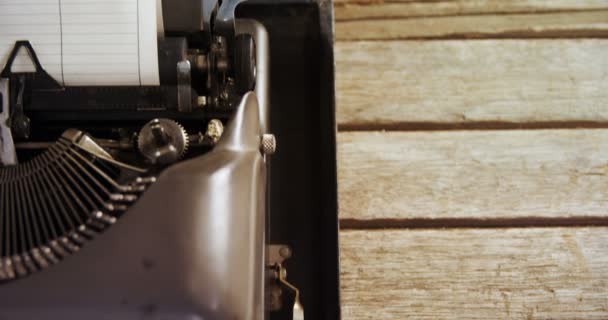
138 118 189 165
10 114 30 140
261 133 276 156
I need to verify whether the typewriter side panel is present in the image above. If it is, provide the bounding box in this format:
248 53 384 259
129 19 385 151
239 3 341 319
0 94 266 320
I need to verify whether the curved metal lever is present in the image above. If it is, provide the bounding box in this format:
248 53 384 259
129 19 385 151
278 265 305 320
214 0 248 40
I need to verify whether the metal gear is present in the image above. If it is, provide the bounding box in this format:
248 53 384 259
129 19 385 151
137 118 189 165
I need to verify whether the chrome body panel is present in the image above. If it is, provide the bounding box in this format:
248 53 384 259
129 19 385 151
0 92 266 320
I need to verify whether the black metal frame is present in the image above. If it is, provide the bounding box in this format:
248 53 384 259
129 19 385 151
240 1 341 319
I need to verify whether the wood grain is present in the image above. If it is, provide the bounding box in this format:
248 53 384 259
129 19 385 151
335 9 608 40
336 40 608 128
338 129 608 220
335 0 608 20
336 11 608 41
335 2 608 318
341 228 608 320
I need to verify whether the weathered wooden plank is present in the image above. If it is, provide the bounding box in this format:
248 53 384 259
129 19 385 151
336 40 608 128
341 228 608 319
338 129 608 220
335 10 608 40
335 0 608 20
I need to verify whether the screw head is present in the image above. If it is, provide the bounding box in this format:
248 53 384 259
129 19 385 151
197 96 207 108
205 119 224 144
279 246 292 259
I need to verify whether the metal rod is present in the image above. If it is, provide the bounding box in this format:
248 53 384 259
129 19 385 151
15 139 132 150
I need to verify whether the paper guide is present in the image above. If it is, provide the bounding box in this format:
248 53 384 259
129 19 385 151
0 0 161 86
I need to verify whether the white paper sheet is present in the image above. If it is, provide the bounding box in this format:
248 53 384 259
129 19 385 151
0 0 160 86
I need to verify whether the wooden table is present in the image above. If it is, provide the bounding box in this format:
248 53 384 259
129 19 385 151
334 1 608 318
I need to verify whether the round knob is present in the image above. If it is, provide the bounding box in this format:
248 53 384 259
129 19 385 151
261 134 276 156
138 118 188 165
205 119 224 144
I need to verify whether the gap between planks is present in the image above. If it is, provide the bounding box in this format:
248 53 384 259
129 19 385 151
336 10 608 23
338 121 608 132
334 1 608 40
334 0 608 21
335 14 608 41
340 216 608 230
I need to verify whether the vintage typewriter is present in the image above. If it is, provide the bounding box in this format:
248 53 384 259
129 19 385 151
0 0 339 319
